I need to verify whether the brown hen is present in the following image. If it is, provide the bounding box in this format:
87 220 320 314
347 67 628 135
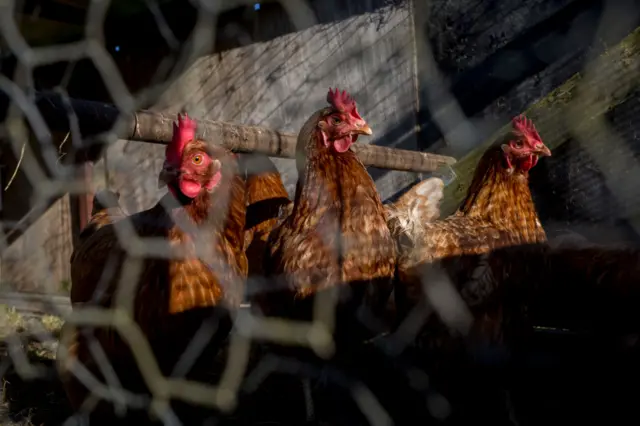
389 115 552 426
395 115 551 316
243 89 405 425
57 113 247 421
253 89 397 330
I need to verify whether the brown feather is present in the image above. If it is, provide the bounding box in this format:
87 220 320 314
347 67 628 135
240 154 293 277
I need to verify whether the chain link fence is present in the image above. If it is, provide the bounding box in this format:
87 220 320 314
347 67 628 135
1 0 640 425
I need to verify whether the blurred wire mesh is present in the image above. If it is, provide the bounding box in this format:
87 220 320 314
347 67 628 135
0 0 639 425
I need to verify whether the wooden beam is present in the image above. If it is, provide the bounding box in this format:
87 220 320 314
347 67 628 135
22 92 457 173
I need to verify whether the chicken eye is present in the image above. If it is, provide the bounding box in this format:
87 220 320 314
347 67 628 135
512 139 524 149
192 154 204 165
331 116 342 125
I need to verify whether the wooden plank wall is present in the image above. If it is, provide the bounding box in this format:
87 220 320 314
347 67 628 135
0 194 72 294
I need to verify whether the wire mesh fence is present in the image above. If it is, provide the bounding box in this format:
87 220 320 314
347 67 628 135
1 0 640 425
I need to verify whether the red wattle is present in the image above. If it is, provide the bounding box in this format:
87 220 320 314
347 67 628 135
333 137 352 153
520 154 536 172
180 179 202 198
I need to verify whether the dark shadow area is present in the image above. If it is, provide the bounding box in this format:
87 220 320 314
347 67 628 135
385 240 640 425
2 0 399 105
529 86 640 245
0 334 72 426
18 0 88 27
415 0 640 155
530 140 640 245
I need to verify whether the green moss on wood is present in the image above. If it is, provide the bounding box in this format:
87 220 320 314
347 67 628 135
440 26 640 215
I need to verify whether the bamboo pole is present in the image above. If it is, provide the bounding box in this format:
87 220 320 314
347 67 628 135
29 92 456 173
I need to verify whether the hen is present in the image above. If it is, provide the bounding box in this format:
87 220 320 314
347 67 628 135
395 115 551 318
57 113 248 421
240 89 404 424
253 89 394 324
390 115 552 425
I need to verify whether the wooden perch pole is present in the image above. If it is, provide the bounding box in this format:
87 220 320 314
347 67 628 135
30 92 456 173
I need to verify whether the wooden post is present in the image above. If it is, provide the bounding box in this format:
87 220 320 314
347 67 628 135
77 162 93 231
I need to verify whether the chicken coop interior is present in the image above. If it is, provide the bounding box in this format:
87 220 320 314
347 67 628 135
1 0 640 425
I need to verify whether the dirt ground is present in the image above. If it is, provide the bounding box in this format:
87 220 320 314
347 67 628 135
0 305 71 426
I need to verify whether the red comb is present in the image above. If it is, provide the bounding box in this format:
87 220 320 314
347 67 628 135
512 114 541 141
166 113 197 165
327 87 363 121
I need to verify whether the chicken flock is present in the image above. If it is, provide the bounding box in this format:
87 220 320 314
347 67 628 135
55 88 640 426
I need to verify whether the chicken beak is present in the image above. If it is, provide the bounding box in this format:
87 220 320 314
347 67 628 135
535 144 552 157
354 123 373 136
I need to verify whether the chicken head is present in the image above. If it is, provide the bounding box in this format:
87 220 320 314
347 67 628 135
158 113 222 198
501 114 551 172
316 87 373 153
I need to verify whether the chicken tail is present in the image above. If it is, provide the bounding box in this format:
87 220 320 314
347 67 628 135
386 177 445 244
239 153 292 229
239 153 293 275
238 153 290 203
